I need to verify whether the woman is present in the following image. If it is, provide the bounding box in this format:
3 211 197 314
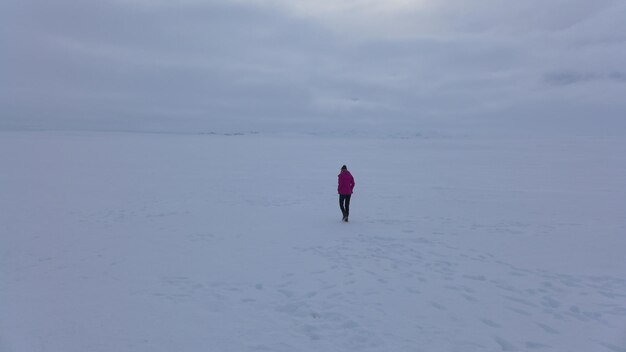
338 165 355 222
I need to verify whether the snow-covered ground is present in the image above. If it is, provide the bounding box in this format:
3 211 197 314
1 130 625 351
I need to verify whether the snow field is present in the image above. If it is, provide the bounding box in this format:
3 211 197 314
1 131 625 351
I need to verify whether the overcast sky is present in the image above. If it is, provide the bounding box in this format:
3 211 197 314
2 0 625 133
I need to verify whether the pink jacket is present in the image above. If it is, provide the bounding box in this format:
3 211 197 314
338 170 355 195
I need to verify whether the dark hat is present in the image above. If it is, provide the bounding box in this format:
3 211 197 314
341 165 347 170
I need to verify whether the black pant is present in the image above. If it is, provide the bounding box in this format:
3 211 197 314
339 194 351 217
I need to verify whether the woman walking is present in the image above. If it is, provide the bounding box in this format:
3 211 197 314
338 165 355 222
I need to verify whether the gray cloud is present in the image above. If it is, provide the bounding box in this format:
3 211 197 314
544 71 595 86
609 72 626 83
2 0 625 134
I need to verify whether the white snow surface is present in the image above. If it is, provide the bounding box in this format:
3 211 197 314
1 130 625 351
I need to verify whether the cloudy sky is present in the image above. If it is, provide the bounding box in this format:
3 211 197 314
2 0 625 133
